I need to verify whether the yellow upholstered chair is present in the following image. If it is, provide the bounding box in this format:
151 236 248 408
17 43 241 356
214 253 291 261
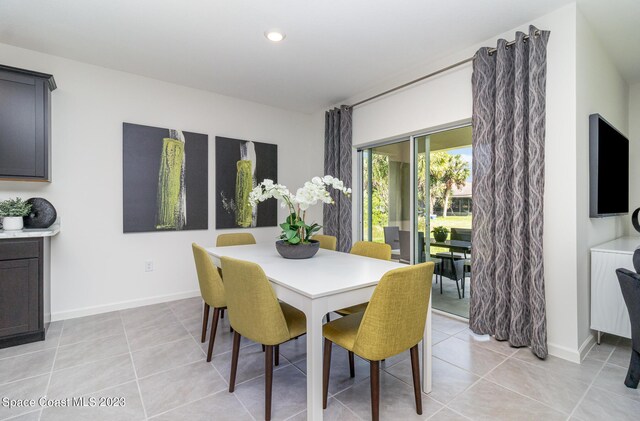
312 234 337 251
192 243 227 362
215 233 257 320
350 241 392 261
335 241 392 317
221 256 306 421
323 262 434 421
332 241 392 377
216 232 256 247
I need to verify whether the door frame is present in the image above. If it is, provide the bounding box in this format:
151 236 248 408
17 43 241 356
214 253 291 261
356 118 472 263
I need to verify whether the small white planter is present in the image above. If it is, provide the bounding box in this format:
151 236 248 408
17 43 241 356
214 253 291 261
2 216 24 231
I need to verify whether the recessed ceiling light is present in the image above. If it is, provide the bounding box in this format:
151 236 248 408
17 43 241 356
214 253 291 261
265 31 285 42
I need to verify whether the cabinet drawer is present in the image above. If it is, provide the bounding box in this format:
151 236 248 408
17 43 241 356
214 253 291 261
0 238 41 260
0 258 40 336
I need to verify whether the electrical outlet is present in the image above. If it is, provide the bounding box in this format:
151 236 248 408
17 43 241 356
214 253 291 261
145 260 154 272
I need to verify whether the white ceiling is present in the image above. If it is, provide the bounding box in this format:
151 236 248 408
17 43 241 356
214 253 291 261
1 0 635 113
578 0 640 85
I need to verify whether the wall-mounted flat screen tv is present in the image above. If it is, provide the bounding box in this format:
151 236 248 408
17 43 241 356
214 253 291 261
589 113 629 217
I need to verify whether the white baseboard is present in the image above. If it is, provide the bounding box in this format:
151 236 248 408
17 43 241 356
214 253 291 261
51 290 201 322
547 337 593 364
578 334 596 362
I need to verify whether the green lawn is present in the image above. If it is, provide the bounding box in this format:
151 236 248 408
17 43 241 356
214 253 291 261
428 215 472 233
427 215 472 253
370 214 472 244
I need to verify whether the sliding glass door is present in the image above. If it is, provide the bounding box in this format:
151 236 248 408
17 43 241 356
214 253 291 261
361 140 411 249
414 135 430 265
359 123 473 318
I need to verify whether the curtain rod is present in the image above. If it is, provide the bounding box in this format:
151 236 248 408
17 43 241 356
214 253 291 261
349 30 541 109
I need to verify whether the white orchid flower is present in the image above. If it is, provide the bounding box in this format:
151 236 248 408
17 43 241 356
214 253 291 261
248 175 350 244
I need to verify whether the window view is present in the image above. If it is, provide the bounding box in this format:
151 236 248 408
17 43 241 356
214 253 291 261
361 125 472 318
417 126 472 318
361 140 411 244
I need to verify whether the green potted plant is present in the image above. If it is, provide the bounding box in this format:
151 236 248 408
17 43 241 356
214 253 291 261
0 197 32 231
249 176 351 259
432 226 449 242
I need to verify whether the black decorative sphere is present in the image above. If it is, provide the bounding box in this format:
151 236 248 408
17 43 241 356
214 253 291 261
24 197 57 229
633 208 640 234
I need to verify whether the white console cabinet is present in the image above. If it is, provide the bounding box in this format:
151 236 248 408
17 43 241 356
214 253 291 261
590 237 639 343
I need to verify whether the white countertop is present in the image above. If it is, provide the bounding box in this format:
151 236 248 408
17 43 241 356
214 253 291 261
591 236 640 254
0 223 60 239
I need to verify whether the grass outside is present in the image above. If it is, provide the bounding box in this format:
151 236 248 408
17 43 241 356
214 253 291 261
427 215 472 254
427 215 472 233
370 214 472 243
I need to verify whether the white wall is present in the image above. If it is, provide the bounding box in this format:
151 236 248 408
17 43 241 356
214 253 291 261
0 43 324 320
629 83 640 233
352 66 473 143
348 4 584 361
575 10 629 354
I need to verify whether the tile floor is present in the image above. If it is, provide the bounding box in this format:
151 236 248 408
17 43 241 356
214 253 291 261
431 277 470 319
1 298 638 421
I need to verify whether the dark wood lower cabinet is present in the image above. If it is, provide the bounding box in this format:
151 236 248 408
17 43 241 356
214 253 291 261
0 237 45 348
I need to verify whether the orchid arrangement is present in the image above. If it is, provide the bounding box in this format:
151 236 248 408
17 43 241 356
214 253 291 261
249 175 351 245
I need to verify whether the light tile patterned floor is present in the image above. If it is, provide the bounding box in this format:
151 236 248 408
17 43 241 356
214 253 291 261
431 277 470 319
0 298 638 420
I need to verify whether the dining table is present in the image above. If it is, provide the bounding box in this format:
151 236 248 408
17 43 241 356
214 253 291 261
429 238 472 254
430 238 472 297
206 242 433 421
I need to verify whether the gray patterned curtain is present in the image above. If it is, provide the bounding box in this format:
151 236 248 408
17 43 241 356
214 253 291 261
324 106 352 252
470 26 550 358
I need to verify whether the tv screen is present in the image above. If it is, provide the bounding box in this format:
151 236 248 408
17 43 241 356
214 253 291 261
589 113 629 217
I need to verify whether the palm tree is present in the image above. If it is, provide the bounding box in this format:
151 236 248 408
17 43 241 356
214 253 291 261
440 154 470 217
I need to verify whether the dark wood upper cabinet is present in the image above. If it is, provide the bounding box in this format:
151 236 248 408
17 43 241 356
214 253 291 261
0 65 56 181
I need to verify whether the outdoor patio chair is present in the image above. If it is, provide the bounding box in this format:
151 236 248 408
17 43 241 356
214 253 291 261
384 226 401 260
399 230 443 289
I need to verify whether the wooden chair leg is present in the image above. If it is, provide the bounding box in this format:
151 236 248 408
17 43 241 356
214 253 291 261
262 344 266 352
265 345 274 421
323 339 332 409
348 351 355 378
201 303 210 343
370 360 380 421
410 345 422 415
229 331 241 392
207 308 220 362
275 344 280 366
220 308 225 319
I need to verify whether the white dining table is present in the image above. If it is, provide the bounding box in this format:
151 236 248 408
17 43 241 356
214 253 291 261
206 243 432 421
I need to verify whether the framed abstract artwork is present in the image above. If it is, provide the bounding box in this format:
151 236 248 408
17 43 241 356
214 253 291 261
123 123 208 233
215 136 278 229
